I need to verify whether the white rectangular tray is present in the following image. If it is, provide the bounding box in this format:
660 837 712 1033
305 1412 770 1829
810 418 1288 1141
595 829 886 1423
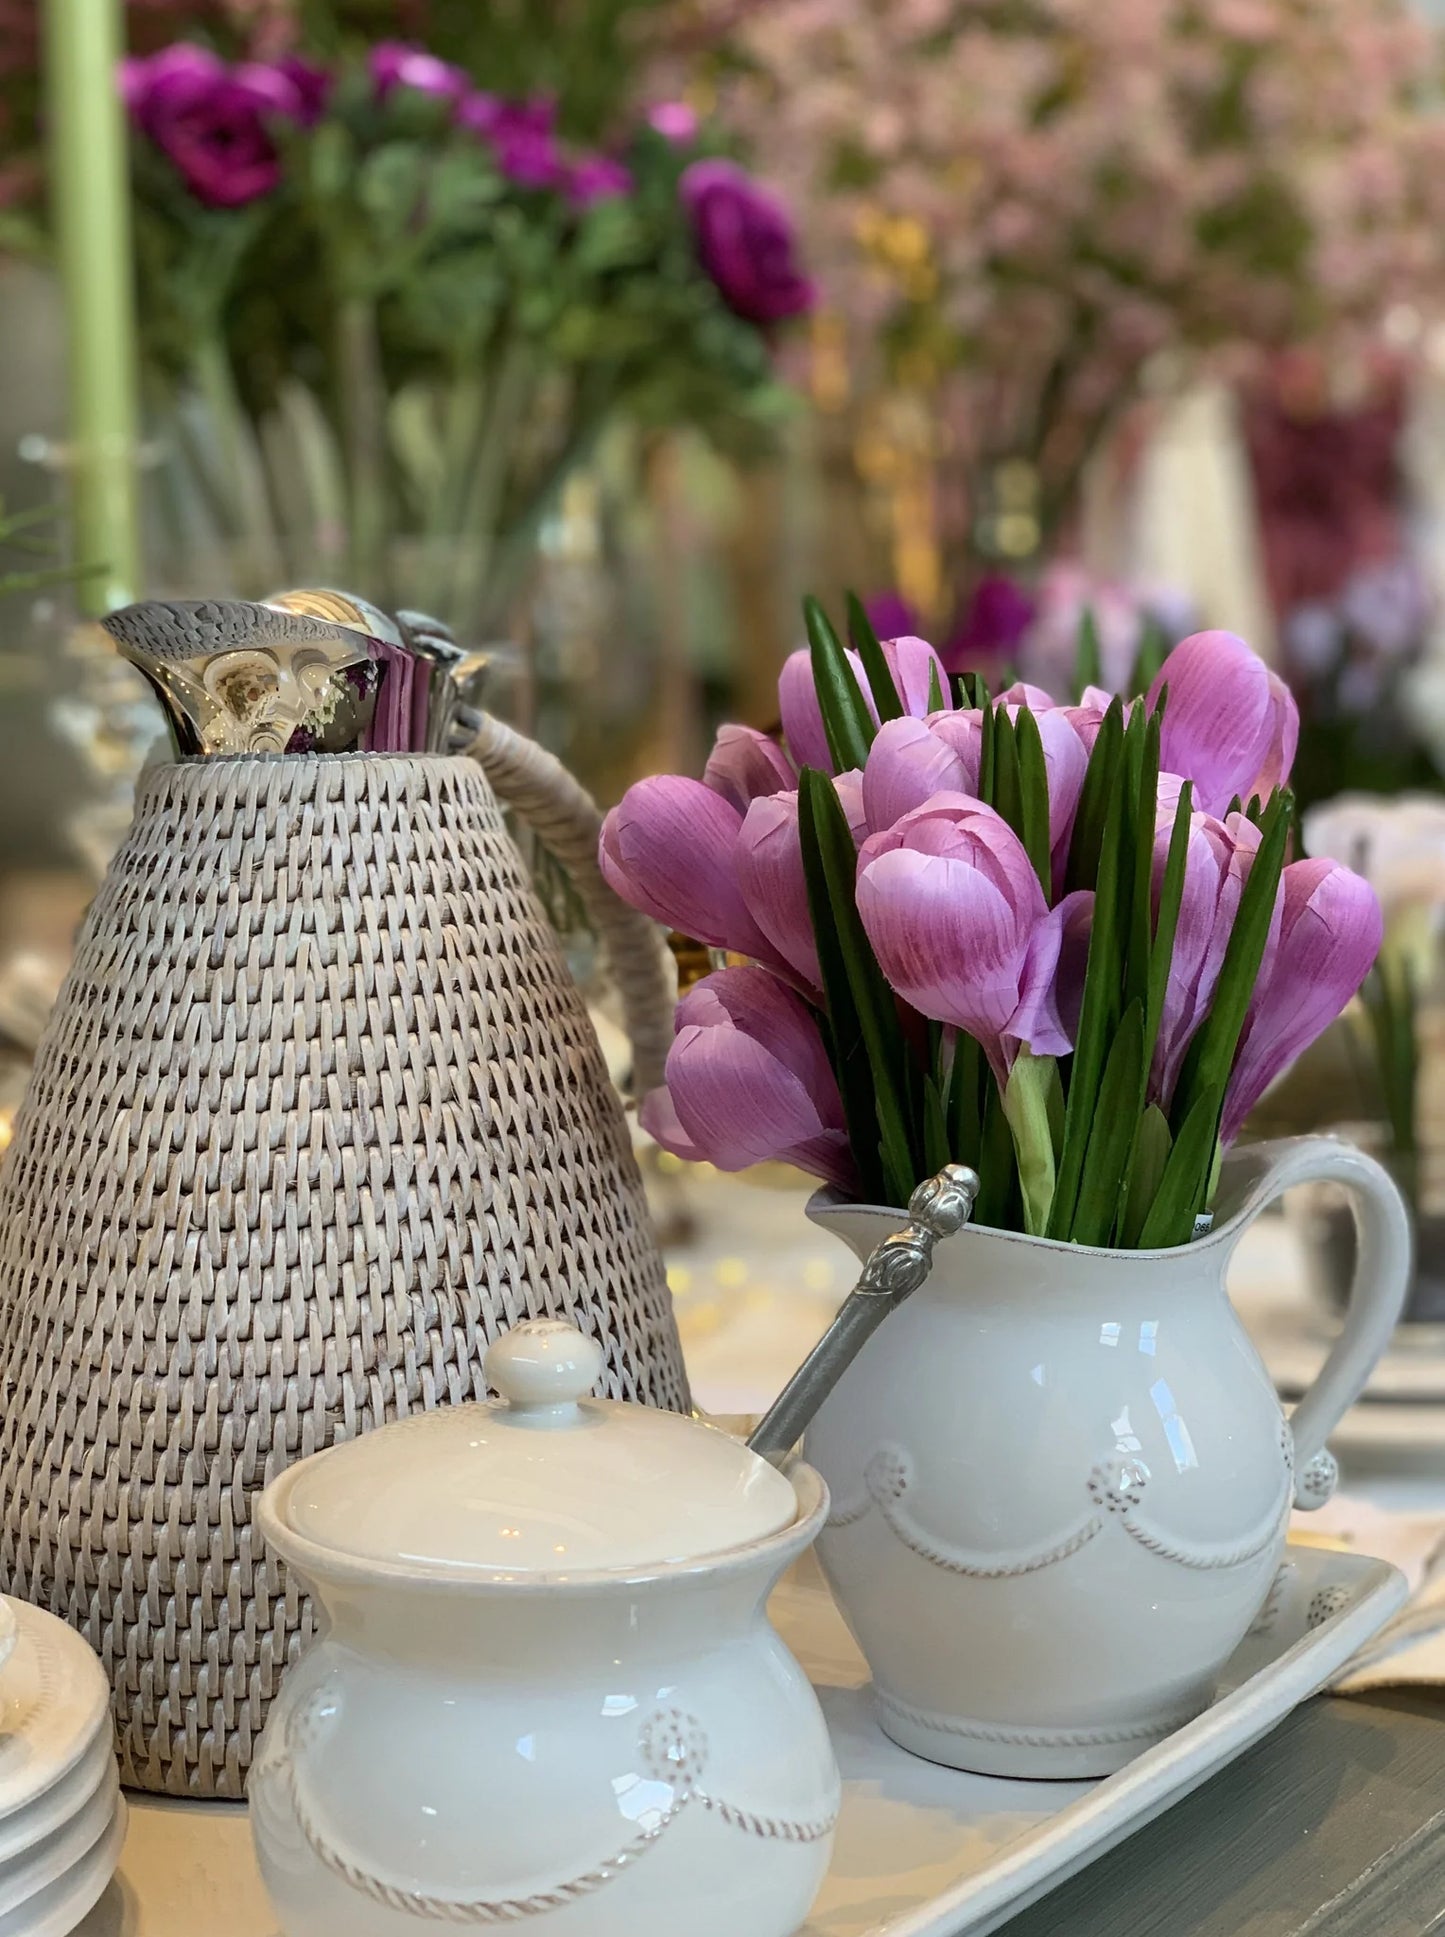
76 1542 1406 1937
777 1542 1407 1937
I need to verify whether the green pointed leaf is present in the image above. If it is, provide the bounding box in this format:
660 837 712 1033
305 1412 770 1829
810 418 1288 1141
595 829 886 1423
974 1079 1017 1229
1076 607 1103 699
1070 1001 1145 1245
846 591 905 724
798 772 885 1203
804 596 875 773
1138 1087 1222 1248
1171 790 1291 1140
1121 1104 1172 1247
1064 695 1125 894
1124 706 1161 1020
1014 706 1053 899
1049 742 1130 1236
1003 1052 1058 1236
1145 780 1192 1078
1128 616 1169 698
800 768 917 1203
961 671 992 710
928 659 946 712
992 708 1023 843
923 1075 951 1174
946 1027 984 1171
977 692 998 805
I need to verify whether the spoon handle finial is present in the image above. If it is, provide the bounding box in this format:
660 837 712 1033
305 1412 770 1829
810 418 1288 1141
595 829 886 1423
746 1164 981 1468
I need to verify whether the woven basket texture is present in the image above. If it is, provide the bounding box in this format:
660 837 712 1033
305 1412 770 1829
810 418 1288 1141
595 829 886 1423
0 753 686 1796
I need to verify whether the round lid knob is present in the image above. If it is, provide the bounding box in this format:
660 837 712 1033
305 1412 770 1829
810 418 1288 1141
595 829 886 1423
483 1321 603 1414
276 1320 799 1576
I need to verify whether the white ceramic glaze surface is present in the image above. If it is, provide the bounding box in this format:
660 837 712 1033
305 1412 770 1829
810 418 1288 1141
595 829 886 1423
284 1319 796 1575
804 1136 1409 1778
252 1322 840 1937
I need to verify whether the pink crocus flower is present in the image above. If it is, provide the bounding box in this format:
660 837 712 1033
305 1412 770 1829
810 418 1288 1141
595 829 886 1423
734 774 867 991
1222 859 1382 1141
701 723 796 813
779 635 947 774
1149 631 1299 817
861 704 1088 876
855 794 1093 1079
1150 788 1276 1107
599 776 774 962
640 968 856 1189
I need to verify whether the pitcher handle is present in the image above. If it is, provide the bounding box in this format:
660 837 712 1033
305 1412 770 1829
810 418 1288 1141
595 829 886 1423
1218 1135 1410 1477
468 710 675 1098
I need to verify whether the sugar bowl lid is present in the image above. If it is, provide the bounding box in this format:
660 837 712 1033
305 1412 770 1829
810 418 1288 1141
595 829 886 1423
279 1320 799 1577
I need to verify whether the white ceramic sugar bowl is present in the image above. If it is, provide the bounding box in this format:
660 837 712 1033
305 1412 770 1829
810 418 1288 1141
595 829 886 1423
250 1319 839 1937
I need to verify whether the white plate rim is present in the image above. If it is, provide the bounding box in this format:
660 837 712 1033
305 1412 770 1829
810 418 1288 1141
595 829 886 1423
0 1603 111 1822
0 1731 114 1870
0 1794 128 1937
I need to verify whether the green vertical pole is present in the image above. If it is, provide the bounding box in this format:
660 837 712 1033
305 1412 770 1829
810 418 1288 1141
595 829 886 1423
44 0 141 615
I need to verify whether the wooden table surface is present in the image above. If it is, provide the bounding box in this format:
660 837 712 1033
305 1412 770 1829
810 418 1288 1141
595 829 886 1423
996 1689 1445 1937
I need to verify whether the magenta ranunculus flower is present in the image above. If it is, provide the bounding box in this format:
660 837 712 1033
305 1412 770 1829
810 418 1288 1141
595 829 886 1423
680 158 815 326
567 154 633 208
369 42 470 102
855 794 1093 1078
273 55 331 127
1149 630 1299 818
120 45 316 208
1221 859 1382 1142
640 968 856 1190
779 635 946 776
943 574 1037 675
459 93 562 189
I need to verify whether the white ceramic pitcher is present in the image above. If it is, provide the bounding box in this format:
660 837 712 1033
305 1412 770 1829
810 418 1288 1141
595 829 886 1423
803 1136 1409 1778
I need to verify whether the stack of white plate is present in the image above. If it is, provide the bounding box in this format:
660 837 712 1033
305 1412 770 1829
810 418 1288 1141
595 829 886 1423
0 1598 125 1936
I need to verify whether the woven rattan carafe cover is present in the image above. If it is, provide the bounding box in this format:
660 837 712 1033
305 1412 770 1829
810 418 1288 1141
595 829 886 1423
0 753 686 1796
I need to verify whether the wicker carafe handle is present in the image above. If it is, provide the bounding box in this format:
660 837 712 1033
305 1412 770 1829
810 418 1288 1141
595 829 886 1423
469 711 675 1099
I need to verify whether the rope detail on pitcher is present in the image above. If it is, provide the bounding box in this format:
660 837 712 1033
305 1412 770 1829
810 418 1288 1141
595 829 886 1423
256 1699 836 1922
827 1444 1289 1577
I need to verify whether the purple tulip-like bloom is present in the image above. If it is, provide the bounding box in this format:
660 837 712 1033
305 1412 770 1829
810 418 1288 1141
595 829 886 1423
567 153 633 208
599 775 773 963
369 41 471 102
779 634 946 776
855 793 1093 1078
120 45 315 207
862 702 1088 873
1149 631 1299 817
1150 793 1273 1107
1221 859 1382 1142
647 100 699 144
735 775 867 992
640 967 857 1189
702 723 797 814
680 158 815 325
